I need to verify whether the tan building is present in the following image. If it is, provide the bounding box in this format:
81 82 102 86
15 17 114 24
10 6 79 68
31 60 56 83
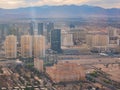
69 29 87 44
46 61 85 83
108 27 117 37
86 33 109 47
4 35 17 58
33 35 45 58
34 58 44 72
61 31 73 46
21 35 32 58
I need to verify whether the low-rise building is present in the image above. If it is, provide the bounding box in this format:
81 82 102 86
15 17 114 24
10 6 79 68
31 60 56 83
34 58 44 72
46 61 85 83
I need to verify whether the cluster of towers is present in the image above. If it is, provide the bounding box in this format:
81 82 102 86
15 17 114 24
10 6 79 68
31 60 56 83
4 35 45 59
4 22 62 58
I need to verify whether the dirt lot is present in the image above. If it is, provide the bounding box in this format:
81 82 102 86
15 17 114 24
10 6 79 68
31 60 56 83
94 64 120 82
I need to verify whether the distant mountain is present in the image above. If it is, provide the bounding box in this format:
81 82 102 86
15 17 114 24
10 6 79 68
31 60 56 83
0 5 120 19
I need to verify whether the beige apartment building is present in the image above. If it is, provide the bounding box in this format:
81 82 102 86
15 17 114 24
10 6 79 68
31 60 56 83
21 35 32 58
33 35 45 58
4 35 17 58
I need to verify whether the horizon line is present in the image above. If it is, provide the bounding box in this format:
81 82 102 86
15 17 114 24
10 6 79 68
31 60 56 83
0 4 120 10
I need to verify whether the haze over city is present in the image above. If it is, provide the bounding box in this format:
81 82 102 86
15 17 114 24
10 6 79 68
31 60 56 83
0 0 120 90
0 0 120 9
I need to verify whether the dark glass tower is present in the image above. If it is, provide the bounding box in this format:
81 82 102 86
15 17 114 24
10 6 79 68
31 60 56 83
51 29 61 53
0 24 9 40
29 22 34 35
38 23 43 35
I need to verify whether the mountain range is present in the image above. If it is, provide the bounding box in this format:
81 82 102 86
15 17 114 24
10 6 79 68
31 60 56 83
0 5 120 19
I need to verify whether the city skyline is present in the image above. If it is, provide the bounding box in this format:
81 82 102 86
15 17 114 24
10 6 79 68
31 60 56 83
0 0 120 9
0 2 120 88
0 19 120 90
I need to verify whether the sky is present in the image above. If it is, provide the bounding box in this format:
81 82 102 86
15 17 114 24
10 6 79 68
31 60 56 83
0 0 120 9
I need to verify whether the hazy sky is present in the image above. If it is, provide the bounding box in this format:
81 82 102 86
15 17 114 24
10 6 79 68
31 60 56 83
0 0 120 9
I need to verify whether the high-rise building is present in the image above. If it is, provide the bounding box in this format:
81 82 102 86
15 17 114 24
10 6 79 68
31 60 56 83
4 35 17 58
29 22 35 35
47 22 54 32
69 29 87 45
108 27 117 37
61 31 73 46
34 58 44 72
38 23 44 35
0 24 9 41
51 29 61 53
33 35 45 58
86 33 109 47
86 32 109 52
46 22 54 43
21 35 32 58
93 34 109 47
34 23 38 35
